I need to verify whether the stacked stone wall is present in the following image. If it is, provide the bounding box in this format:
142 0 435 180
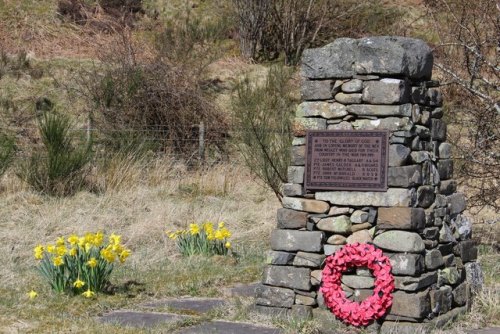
256 36 484 333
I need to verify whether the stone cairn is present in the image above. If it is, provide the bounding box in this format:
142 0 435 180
256 36 484 333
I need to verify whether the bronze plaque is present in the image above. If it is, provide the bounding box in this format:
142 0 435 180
305 130 389 191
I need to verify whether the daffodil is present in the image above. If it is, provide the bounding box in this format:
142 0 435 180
34 245 44 260
56 236 65 246
84 242 92 253
119 249 131 263
214 229 224 240
93 232 104 246
203 222 214 234
56 245 67 256
189 223 200 235
68 234 79 245
87 257 97 268
100 248 115 263
82 289 95 298
109 233 121 245
46 244 55 253
225 241 231 249
218 222 225 228
53 256 64 266
69 247 78 256
73 279 85 289
27 290 38 299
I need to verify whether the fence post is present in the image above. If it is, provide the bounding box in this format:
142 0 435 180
199 121 205 164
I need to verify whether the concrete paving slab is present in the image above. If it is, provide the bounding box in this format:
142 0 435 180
97 310 186 328
143 297 227 314
177 320 283 334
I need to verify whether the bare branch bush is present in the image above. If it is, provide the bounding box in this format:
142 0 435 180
427 0 500 210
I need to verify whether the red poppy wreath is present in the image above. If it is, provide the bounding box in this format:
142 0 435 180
321 243 395 327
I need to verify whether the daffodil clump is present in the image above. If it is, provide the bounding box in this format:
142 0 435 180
167 222 232 256
33 232 131 297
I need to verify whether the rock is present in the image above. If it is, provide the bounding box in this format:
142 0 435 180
341 275 374 289
296 102 348 119
437 159 454 180
465 262 484 292
351 222 372 232
427 88 443 107
388 165 422 187
263 266 311 290
301 80 333 100
293 117 327 135
347 104 412 117
335 92 362 104
301 38 357 79
255 285 295 308
266 251 295 265
317 215 352 234
331 80 344 95
277 208 308 229
387 253 424 276
310 270 322 286
362 78 410 104
422 227 439 239
437 267 460 286
430 286 452 315
287 166 304 184
439 180 457 195
326 234 346 245
431 306 467 329
432 107 444 118
282 183 303 197
443 254 456 267
389 144 411 166
410 151 430 163
346 230 372 244
380 322 428 334
316 188 412 207
394 271 437 291
431 119 447 141
417 185 435 208
373 231 425 253
390 289 431 318
341 79 363 93
453 240 478 262
350 289 374 303
270 230 323 252
439 142 452 159
98 311 187 328
425 249 445 270
293 251 325 268
282 197 329 214
452 282 468 306
415 125 431 139
295 294 316 306
253 305 289 317
355 36 433 79
327 121 353 130
290 146 305 166
292 137 306 146
377 207 425 230
328 207 350 216
439 223 456 243
451 215 472 240
324 244 343 255
437 243 454 256
350 210 368 224
352 117 412 131
181 320 284 334
448 193 467 216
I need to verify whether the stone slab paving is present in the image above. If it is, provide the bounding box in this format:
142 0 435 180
176 320 283 334
98 310 187 328
223 282 260 298
468 328 500 334
142 297 227 314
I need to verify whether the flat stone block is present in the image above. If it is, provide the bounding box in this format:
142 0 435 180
316 188 412 207
465 262 484 292
98 310 186 328
448 193 467 216
290 146 305 166
352 117 412 131
347 104 412 117
293 117 327 136
389 144 410 167
282 197 329 214
394 271 437 291
301 38 357 79
341 275 374 289
296 101 348 119
277 208 308 229
317 215 352 234
282 183 303 197
271 230 323 252
425 249 445 270
255 285 295 308
377 207 425 230
373 230 425 253
388 165 422 187
453 240 478 262
287 166 304 184
387 253 424 276
362 78 410 104
179 320 283 334
143 298 226 314
390 289 431 318
430 285 452 315
266 251 295 265
346 229 372 244
380 321 428 334
341 79 363 93
301 80 333 100
263 265 311 290
293 251 325 268
438 159 454 180
223 282 259 297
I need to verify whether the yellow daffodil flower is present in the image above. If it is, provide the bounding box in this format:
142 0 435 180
53 256 64 266
27 290 38 299
84 243 92 253
82 289 95 298
34 245 44 260
73 279 85 289
46 244 55 253
100 248 115 263
189 224 200 235
69 247 78 256
119 249 131 263
93 232 104 246
214 230 224 240
218 222 225 228
87 257 97 268
56 245 67 256
67 234 79 245
56 236 65 246
109 233 121 246
225 241 231 249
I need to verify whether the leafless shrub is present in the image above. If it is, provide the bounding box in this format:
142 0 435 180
427 0 499 211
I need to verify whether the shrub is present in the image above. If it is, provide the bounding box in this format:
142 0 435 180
167 222 232 257
0 132 15 179
231 65 296 201
33 232 131 296
17 112 92 196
